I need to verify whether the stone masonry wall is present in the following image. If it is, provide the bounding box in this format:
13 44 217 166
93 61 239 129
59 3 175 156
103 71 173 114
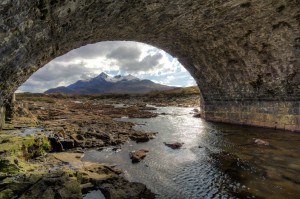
204 100 299 132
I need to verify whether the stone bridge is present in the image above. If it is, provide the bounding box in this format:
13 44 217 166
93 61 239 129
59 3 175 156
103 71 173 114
0 0 299 131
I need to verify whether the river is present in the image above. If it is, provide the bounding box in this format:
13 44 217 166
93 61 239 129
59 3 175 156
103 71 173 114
83 106 300 199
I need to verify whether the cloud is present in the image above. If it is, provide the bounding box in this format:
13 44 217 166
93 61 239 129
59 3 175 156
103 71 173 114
55 41 147 62
107 46 142 61
18 61 102 92
17 41 196 92
117 52 163 74
30 62 95 81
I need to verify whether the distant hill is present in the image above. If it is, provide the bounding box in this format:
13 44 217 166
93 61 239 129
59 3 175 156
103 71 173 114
45 72 176 94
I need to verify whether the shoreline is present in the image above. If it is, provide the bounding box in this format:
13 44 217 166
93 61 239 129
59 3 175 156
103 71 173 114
0 93 199 199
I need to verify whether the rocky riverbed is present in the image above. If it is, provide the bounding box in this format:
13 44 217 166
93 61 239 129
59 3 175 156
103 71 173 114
0 93 199 199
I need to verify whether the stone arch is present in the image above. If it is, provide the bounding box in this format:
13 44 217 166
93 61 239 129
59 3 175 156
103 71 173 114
0 0 299 131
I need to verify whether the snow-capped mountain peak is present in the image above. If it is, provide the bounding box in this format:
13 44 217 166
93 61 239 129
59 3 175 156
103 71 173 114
122 74 139 81
96 72 109 79
95 73 140 82
45 72 175 94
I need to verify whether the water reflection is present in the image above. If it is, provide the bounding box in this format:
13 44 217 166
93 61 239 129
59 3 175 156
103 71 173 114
83 106 300 199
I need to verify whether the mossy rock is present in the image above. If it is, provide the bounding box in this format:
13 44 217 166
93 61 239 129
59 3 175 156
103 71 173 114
0 159 19 174
0 132 50 174
18 171 82 199
0 189 14 199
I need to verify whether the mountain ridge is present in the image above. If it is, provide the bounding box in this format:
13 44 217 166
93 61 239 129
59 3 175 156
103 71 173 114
45 72 175 94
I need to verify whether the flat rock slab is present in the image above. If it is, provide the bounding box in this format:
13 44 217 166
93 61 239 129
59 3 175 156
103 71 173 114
52 152 84 169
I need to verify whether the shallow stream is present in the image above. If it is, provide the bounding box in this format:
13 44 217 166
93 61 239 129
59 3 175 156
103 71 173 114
83 106 300 199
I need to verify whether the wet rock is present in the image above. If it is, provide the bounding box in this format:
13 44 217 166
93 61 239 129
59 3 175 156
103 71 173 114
112 147 121 152
139 106 157 111
254 138 269 146
129 149 149 163
99 178 155 199
193 113 202 118
210 152 267 182
232 191 265 199
130 132 157 143
164 142 184 149
193 108 199 112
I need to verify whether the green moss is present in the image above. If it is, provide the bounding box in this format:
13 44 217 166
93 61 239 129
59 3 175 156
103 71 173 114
23 136 50 159
0 189 14 199
42 139 50 151
0 159 19 174
0 131 51 174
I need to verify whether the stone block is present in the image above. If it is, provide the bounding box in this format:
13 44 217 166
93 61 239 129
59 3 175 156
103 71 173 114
288 107 299 115
284 125 300 132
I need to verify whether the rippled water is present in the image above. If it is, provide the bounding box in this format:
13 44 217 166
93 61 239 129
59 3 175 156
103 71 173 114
83 106 300 199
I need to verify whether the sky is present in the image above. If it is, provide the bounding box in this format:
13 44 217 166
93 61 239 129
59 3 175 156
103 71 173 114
17 41 196 93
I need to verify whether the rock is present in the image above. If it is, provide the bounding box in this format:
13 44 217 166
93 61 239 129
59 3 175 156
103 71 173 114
254 139 269 146
80 183 94 194
0 159 19 174
82 139 105 148
18 171 83 199
164 142 184 149
60 139 74 150
193 113 202 118
74 148 84 153
0 150 8 154
130 132 157 143
70 134 84 147
139 106 157 111
0 139 10 144
87 131 112 142
13 159 18 165
210 152 267 182
193 108 199 112
48 137 64 152
112 147 121 152
99 178 155 199
129 150 149 163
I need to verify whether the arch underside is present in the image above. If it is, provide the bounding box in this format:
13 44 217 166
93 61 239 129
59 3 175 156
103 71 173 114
0 0 299 131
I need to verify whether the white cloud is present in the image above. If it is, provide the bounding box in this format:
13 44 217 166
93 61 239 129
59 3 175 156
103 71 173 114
17 41 196 92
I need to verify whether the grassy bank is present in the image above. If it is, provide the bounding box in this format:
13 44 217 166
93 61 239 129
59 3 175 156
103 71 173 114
16 86 200 106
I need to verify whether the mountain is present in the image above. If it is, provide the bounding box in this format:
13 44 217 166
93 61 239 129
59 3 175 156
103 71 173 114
45 72 176 94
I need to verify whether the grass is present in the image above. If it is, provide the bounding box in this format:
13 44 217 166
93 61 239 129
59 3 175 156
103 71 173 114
16 86 200 101
16 93 55 103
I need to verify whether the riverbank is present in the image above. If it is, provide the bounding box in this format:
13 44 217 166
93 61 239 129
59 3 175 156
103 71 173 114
0 89 200 198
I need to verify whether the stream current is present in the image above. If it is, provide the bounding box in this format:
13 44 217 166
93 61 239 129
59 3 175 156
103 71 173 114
83 106 300 199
